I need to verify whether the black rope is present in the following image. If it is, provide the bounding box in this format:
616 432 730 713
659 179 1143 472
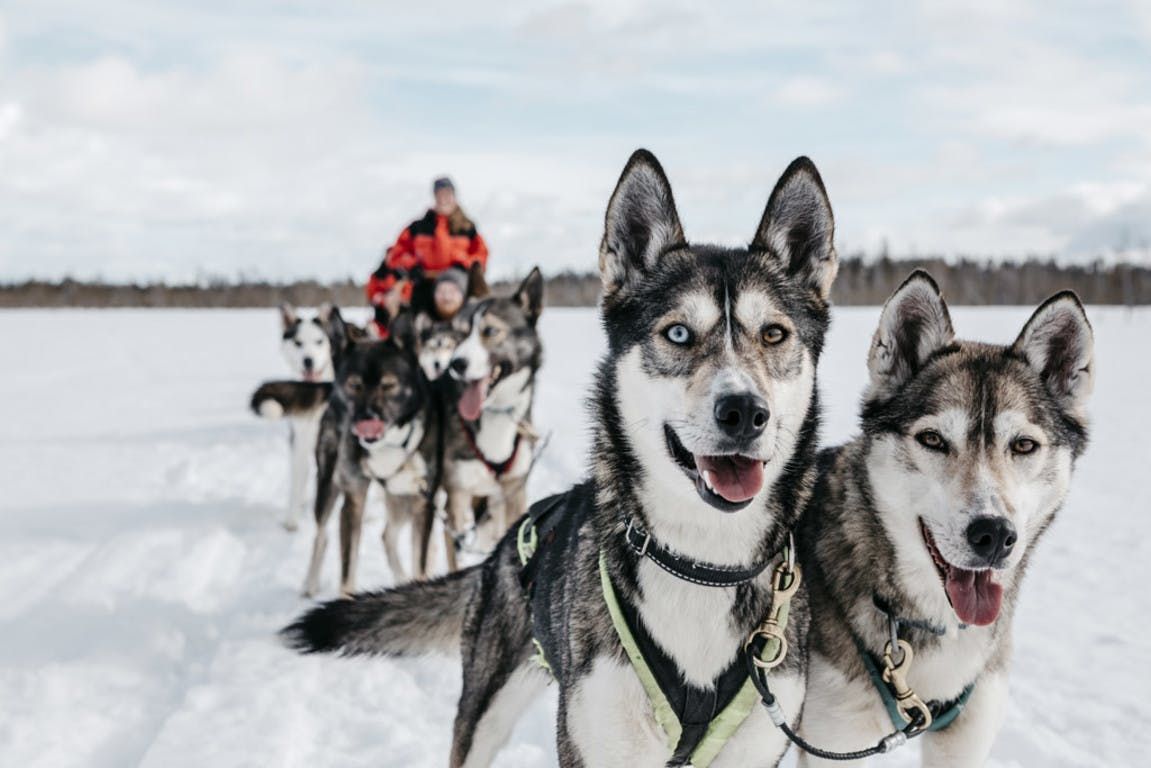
743 639 923 761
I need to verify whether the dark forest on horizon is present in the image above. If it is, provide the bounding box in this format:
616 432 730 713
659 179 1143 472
2 257 1149 307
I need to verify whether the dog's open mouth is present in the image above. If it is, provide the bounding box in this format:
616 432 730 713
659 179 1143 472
919 519 1004 627
352 418 387 444
664 424 764 512
457 362 508 421
302 370 321 383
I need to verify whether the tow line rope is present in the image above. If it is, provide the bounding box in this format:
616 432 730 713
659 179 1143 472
746 590 972 760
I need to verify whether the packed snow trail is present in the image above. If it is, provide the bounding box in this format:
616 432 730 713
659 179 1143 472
0 307 1146 766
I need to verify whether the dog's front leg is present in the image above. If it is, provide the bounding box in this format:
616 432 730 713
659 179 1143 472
381 491 408 583
337 480 369 597
286 415 319 531
920 671 1006 768
561 657 669 768
797 652 890 768
443 490 472 572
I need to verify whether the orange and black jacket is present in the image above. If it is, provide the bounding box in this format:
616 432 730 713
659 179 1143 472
366 209 489 304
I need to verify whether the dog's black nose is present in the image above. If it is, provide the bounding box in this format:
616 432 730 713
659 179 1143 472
449 358 468 376
713 393 770 441
303 356 314 370
965 516 1017 565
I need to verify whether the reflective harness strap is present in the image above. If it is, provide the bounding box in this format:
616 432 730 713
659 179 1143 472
597 549 794 768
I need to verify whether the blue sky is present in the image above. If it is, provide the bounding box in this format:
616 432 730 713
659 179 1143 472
1 0 1150 283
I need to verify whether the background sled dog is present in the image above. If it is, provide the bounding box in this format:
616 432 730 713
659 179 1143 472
303 331 429 597
439 267 544 570
283 148 840 768
251 303 348 531
798 272 1094 766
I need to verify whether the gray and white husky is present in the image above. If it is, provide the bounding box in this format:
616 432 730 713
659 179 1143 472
283 149 840 767
439 267 544 570
797 272 1094 766
252 303 344 531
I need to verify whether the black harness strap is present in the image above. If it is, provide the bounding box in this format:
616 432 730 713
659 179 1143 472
613 588 752 765
623 517 773 587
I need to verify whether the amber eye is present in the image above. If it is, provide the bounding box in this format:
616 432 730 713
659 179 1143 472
1012 437 1039 455
379 376 399 393
344 375 363 394
482 325 500 339
916 429 948 453
762 324 788 345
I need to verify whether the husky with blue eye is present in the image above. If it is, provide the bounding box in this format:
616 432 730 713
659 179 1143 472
797 272 1094 767
283 149 841 767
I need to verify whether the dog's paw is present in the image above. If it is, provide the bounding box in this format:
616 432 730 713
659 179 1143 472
281 518 299 533
258 399 285 419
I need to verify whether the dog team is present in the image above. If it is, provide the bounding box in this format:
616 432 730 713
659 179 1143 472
255 150 1093 767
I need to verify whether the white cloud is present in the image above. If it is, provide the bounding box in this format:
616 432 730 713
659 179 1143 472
773 76 842 108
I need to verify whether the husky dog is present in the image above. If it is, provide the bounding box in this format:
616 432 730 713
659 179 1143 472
284 149 840 767
303 331 429 597
438 267 544 570
797 272 1093 767
415 313 465 381
252 303 346 531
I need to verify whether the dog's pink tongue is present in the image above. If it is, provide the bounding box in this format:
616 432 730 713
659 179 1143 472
945 567 1004 626
696 455 765 502
352 418 386 441
458 380 485 421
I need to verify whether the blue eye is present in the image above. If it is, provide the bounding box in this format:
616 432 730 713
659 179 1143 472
665 324 692 345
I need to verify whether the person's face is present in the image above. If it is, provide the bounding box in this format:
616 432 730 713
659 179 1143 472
434 188 457 214
434 281 464 318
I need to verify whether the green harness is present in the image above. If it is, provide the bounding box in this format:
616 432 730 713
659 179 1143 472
598 550 795 767
518 515 798 766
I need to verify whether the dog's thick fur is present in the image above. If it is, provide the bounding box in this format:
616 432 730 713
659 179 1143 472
797 272 1094 766
438 267 545 570
252 303 350 531
284 149 841 767
303 330 430 597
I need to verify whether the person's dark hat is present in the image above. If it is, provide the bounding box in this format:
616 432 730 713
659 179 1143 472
432 176 455 193
435 266 469 293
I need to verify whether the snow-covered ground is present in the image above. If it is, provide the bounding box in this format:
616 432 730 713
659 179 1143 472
1 306 1146 767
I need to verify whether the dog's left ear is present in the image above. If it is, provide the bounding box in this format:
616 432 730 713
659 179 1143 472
1012 291 1094 414
867 270 955 399
751 157 838 302
514 266 544 325
388 310 417 352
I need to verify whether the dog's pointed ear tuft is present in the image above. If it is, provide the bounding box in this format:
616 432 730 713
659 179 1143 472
867 271 955 399
752 157 838 302
279 302 298 331
514 266 544 325
1012 291 1094 414
317 302 351 356
599 149 685 297
467 262 490 299
388 310 417 353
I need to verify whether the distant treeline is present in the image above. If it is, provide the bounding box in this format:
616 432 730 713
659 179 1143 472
2 258 1149 308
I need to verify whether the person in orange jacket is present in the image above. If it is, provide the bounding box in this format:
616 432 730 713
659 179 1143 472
367 177 488 333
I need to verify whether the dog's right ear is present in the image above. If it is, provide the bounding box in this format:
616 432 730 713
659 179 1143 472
599 149 685 297
279 302 298 332
317 302 351 355
867 270 955 399
467 262 490 299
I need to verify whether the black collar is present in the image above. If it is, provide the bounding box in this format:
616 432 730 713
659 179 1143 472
623 517 774 588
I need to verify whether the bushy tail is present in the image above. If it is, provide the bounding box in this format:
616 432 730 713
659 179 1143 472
250 380 332 419
281 566 481 657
